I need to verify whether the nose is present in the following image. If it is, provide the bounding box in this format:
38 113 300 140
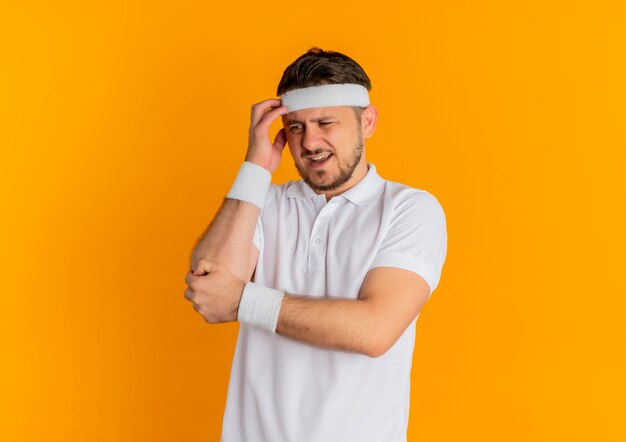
301 126 323 152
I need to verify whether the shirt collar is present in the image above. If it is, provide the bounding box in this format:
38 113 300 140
285 163 385 206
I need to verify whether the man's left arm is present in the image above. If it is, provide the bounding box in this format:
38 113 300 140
276 266 431 357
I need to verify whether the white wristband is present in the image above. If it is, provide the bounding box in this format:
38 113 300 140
237 282 285 333
226 161 271 210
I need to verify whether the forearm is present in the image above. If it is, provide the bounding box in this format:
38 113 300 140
189 98 285 282
276 294 386 358
190 197 259 282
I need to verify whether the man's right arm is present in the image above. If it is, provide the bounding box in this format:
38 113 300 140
188 98 288 282
190 198 260 283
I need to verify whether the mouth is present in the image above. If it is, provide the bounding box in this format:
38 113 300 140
306 152 333 168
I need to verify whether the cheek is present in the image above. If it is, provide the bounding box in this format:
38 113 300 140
329 134 349 154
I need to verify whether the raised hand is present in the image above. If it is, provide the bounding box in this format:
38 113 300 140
244 99 289 173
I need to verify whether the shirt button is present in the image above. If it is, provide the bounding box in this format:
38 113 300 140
314 238 321 244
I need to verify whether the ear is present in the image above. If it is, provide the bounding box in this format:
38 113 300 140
360 104 378 139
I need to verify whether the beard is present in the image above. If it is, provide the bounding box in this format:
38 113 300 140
294 131 365 192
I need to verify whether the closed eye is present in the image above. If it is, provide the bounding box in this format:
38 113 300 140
287 121 333 133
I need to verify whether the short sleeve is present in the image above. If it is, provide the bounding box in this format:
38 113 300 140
369 191 448 297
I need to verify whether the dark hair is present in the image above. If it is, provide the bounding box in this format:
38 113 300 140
277 47 371 122
276 47 372 96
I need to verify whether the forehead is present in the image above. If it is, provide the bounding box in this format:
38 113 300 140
282 106 354 124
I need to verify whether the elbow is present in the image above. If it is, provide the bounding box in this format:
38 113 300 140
362 336 393 359
364 348 385 359
361 318 413 357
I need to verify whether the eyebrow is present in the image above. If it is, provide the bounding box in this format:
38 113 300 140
284 116 337 125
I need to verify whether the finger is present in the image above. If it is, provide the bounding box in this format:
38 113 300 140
273 127 287 151
184 288 195 302
250 99 283 127
252 105 287 132
192 302 200 312
254 105 289 135
194 259 215 275
185 270 196 286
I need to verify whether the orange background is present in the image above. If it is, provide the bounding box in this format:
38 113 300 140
1 1 625 441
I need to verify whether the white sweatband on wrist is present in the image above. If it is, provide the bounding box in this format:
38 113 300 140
237 282 285 333
280 83 370 112
226 161 271 210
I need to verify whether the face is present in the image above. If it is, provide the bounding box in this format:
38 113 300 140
282 106 367 193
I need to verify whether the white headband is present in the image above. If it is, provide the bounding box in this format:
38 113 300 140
280 83 370 112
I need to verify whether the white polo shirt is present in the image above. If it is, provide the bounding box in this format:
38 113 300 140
221 163 447 442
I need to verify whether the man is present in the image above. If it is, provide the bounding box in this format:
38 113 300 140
184 47 448 441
